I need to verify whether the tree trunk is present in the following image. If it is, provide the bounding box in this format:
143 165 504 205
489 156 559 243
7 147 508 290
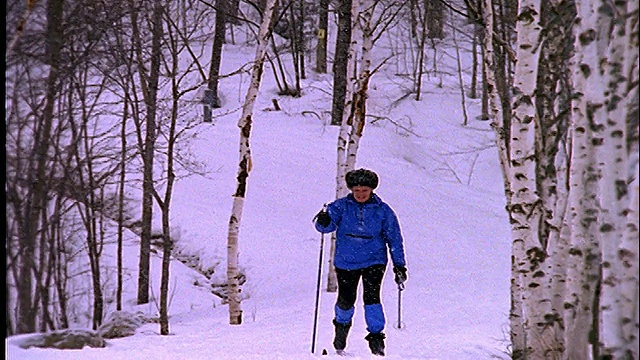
480 0 518 356
414 0 428 101
297 0 306 80
597 0 636 356
204 0 228 122
534 0 575 350
330 0 353 126
426 0 445 39
327 0 361 293
620 162 639 357
469 19 479 100
619 3 640 355
16 0 64 334
564 97 602 360
117 96 128 311
509 257 526 360
288 2 302 96
344 0 373 171
134 0 164 305
508 0 562 357
158 147 176 335
315 0 329 73
563 1 607 357
226 0 277 325
158 23 184 335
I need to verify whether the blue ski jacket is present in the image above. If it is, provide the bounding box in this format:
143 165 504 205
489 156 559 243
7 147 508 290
315 193 406 270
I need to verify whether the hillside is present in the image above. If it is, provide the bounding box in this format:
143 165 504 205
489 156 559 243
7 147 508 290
6 10 512 360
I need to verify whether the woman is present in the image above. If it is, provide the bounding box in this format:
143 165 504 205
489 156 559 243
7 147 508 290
314 168 407 356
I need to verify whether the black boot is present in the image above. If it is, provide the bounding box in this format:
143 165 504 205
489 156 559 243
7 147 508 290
365 332 386 356
332 319 352 351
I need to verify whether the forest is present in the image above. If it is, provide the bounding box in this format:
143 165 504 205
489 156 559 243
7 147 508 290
5 0 639 359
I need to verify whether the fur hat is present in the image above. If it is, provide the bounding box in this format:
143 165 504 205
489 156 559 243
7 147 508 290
345 168 379 189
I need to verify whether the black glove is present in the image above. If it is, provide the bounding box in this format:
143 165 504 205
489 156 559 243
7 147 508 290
393 266 407 285
314 209 331 227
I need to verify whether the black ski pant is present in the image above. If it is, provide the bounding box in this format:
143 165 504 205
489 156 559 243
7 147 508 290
334 264 386 333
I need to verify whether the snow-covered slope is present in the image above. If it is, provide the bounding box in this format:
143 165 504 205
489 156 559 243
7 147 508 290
6 20 512 360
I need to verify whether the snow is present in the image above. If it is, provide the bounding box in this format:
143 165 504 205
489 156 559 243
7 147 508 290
6 21 512 360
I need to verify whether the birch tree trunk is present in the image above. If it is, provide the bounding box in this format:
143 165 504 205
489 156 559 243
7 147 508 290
345 0 374 171
481 0 509 187
618 2 639 354
327 0 361 293
564 87 601 360
480 0 524 355
226 0 277 325
563 1 610 357
533 0 575 350
620 161 639 357
597 0 638 356
508 0 561 357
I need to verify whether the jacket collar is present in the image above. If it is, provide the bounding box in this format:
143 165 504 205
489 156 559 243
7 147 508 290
346 193 381 205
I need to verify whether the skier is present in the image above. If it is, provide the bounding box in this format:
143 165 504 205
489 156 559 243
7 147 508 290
314 168 408 356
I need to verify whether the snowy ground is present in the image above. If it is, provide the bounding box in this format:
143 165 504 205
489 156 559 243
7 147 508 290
6 22 512 360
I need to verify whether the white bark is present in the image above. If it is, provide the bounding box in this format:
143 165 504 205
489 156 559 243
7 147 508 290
565 99 601 360
344 0 374 171
508 0 559 357
547 160 569 350
226 0 277 325
480 0 525 355
481 0 510 197
327 0 361 292
596 0 635 355
618 1 639 355
620 163 639 357
335 0 361 200
563 1 604 357
600 0 639 357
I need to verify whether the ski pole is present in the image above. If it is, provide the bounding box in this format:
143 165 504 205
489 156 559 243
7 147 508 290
311 231 325 353
396 282 404 329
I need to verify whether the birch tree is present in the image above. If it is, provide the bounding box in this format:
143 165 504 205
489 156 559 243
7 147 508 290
596 0 639 356
563 1 605 357
478 0 526 354
325 0 406 292
226 0 277 325
618 1 639 353
532 0 575 350
507 0 564 356
344 0 376 171
621 161 640 357
326 0 361 292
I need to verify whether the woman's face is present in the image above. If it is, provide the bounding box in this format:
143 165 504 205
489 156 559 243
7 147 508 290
351 186 373 203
